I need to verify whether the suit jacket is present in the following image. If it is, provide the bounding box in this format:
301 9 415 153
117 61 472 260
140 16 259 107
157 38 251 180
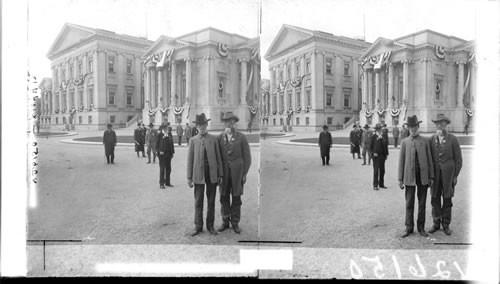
382 128 389 142
370 133 389 158
361 129 374 147
187 133 223 185
398 134 434 186
176 125 184 136
145 129 158 146
156 131 175 158
393 127 400 138
134 128 145 144
218 130 252 197
185 126 192 139
429 132 463 198
103 129 117 146
349 130 361 145
318 131 332 148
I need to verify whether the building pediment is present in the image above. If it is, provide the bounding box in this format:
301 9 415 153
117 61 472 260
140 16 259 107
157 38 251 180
264 25 314 59
143 35 190 58
47 24 95 59
361 37 407 59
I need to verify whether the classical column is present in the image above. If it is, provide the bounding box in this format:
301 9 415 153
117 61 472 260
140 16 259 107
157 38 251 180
270 94 275 114
82 53 88 109
362 69 368 109
65 60 71 110
291 58 296 109
402 60 409 106
367 69 373 109
170 61 177 106
375 70 381 109
144 66 150 108
388 63 394 108
300 55 305 108
269 67 274 92
470 62 476 108
310 51 316 109
185 58 192 104
157 68 163 108
457 61 464 107
240 59 248 105
58 65 63 111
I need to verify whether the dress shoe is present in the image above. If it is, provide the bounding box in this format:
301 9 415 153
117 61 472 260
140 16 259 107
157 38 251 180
147 161 151 164
190 228 202 236
358 157 362 159
207 228 218 235
428 226 439 234
373 187 379 191
232 224 241 234
362 163 366 165
401 230 413 238
443 227 452 235
217 223 230 232
379 185 387 189
166 184 174 187
418 229 429 237
160 185 165 189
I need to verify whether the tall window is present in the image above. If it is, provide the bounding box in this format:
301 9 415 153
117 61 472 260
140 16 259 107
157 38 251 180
127 89 133 105
296 90 301 107
108 56 115 72
70 90 75 106
108 87 116 105
327 117 333 125
296 117 300 125
78 90 83 106
306 89 311 106
88 59 93 73
295 61 300 77
306 60 311 74
325 88 333 106
110 115 115 123
343 88 351 108
326 58 332 74
306 117 310 126
127 59 132 74
78 116 82 124
88 87 94 105
344 62 350 76
78 61 82 75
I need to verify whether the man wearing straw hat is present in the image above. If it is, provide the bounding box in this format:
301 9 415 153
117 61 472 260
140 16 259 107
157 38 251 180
428 114 462 236
217 111 252 234
187 113 223 236
398 115 434 238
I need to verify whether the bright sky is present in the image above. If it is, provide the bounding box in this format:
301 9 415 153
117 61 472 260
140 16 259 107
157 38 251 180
27 0 259 79
261 0 481 78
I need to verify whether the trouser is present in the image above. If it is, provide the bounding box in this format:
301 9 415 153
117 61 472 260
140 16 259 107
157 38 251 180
320 147 330 165
159 155 172 186
372 156 386 187
186 137 190 146
105 146 115 163
147 143 157 162
194 167 217 230
220 170 242 226
178 135 182 146
362 146 371 164
431 173 453 228
405 184 428 232
394 138 399 148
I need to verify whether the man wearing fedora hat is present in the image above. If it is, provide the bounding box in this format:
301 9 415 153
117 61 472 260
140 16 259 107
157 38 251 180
187 113 223 236
428 114 462 236
318 125 333 166
103 123 117 164
184 123 192 145
370 123 389 190
350 124 362 160
134 123 146 158
361 124 373 165
398 115 434 238
157 123 175 189
393 125 400 148
217 111 252 234
145 123 158 164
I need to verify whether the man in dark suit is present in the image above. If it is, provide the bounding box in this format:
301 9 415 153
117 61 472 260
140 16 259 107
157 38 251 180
102 123 117 164
156 123 175 189
382 123 389 143
370 123 389 190
393 125 400 148
318 125 333 166
361 124 373 165
217 112 252 234
428 114 463 236
187 113 223 236
398 115 435 238
350 125 361 159
146 123 158 164
134 123 146 158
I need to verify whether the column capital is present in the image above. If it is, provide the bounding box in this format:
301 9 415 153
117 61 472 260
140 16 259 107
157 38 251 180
239 58 248 63
455 60 465 65
184 57 193 62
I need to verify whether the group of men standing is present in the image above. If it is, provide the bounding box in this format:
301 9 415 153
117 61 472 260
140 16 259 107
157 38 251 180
317 113 463 239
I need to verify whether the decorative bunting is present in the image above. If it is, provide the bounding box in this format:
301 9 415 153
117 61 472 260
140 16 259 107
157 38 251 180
465 108 473 117
435 45 445 60
272 110 277 115
377 109 386 116
296 105 301 113
390 108 401 117
148 108 157 116
218 43 228 57
159 107 169 114
251 48 260 62
290 76 303 88
249 106 257 115
172 106 183 115
468 51 475 63
87 104 94 112
305 105 311 113
79 105 84 112
55 109 59 114
364 109 374 117
62 107 67 113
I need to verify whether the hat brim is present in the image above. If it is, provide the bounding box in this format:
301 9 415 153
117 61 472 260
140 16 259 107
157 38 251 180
432 118 451 124
403 120 422 126
221 116 239 122
192 118 211 124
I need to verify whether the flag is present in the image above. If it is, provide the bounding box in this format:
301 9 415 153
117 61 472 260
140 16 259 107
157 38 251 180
157 51 167 68
374 54 384 70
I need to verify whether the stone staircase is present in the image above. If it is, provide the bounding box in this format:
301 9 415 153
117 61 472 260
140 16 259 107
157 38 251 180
125 114 141 129
343 115 359 129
